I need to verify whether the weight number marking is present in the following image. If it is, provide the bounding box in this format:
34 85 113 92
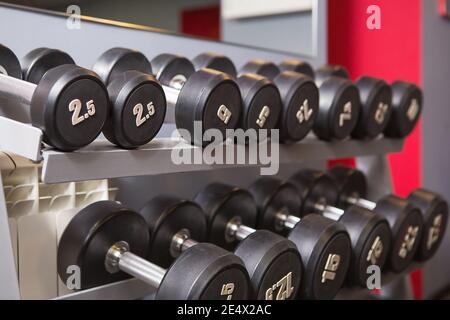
265 272 294 300
398 225 419 259
217 105 232 124
296 99 313 124
133 102 155 127
367 236 383 265
220 283 235 300
256 106 270 128
321 253 341 283
68 99 96 126
339 102 352 127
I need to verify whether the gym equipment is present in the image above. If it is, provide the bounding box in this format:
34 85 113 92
192 53 282 137
57 200 250 300
284 171 392 286
240 59 319 143
327 166 425 272
0 45 109 151
151 53 242 146
384 81 423 138
93 48 167 148
248 178 355 296
196 182 346 300
316 65 393 140
242 59 360 142
195 183 304 300
329 166 448 262
140 194 292 300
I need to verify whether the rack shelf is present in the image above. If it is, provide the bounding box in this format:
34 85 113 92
40 137 404 184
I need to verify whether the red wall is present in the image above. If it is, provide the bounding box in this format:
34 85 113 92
328 0 423 298
181 6 221 40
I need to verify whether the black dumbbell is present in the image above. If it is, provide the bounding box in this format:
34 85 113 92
313 65 392 140
326 166 425 272
248 178 354 297
242 59 360 142
0 45 109 151
192 53 281 140
151 53 242 146
57 200 250 300
384 81 423 138
239 59 319 143
194 183 303 300
316 64 423 139
329 166 448 262
278 58 315 79
92 48 167 149
284 171 392 287
140 194 287 300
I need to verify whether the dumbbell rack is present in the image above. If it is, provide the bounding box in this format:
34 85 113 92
0 3 417 300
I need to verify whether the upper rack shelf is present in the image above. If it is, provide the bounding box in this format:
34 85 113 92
0 117 404 184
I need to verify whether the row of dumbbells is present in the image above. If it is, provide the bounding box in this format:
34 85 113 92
0 44 422 151
57 166 447 300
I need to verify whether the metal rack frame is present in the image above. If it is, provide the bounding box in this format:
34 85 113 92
0 3 410 300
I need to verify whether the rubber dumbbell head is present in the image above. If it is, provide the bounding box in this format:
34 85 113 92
58 200 250 300
0 44 22 79
0 46 108 151
327 166 424 272
286 171 392 287
241 59 319 142
384 81 423 138
407 190 448 261
195 183 303 300
278 58 315 79
93 48 166 149
249 177 353 297
313 65 360 141
192 54 282 137
22 48 75 84
353 77 393 139
152 53 242 146
140 195 251 299
193 52 238 79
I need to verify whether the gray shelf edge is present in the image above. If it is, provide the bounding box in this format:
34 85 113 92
41 137 405 184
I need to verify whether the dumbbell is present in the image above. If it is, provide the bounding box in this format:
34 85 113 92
283 171 392 286
150 53 242 146
195 182 350 300
0 45 109 151
303 64 392 140
91 48 167 148
192 53 281 139
140 194 293 300
316 64 423 139
194 183 303 300
324 167 424 272
247 178 356 296
235 58 319 143
241 59 360 141
57 200 250 300
329 166 448 262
